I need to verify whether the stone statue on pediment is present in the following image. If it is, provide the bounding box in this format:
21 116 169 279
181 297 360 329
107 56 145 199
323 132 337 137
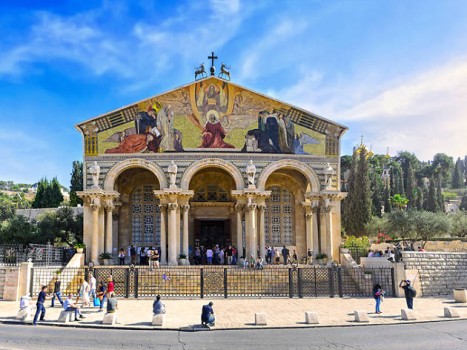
89 161 100 189
168 160 178 189
246 160 256 189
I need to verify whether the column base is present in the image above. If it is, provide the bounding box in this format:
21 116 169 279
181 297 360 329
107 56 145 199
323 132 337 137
168 260 178 266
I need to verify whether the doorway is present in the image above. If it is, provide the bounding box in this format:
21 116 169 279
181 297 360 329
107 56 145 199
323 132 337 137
194 220 230 248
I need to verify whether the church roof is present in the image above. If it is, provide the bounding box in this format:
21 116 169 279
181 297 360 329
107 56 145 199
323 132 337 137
75 76 347 137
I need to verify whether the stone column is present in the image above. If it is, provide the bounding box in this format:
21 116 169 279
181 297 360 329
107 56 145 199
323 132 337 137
235 204 244 261
91 201 100 264
258 204 266 262
182 204 190 259
312 203 320 254
167 203 178 266
159 204 167 265
105 203 114 253
176 205 181 257
246 203 258 259
305 210 313 255
323 199 334 261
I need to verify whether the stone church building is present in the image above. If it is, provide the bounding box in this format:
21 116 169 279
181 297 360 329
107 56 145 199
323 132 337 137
76 73 347 265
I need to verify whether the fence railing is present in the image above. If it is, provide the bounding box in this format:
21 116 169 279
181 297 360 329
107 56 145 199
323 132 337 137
0 243 73 266
30 266 395 299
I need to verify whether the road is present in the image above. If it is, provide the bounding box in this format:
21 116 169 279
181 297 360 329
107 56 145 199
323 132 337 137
0 320 466 350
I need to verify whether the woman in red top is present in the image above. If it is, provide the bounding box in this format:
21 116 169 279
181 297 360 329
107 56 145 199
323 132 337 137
107 276 115 295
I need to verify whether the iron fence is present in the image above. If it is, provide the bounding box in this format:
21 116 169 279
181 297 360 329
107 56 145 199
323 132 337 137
30 266 395 298
0 243 73 266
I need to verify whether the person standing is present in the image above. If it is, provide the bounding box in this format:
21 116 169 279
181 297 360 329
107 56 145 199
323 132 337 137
399 280 416 309
226 245 233 265
89 272 97 301
130 245 137 264
97 281 107 312
206 247 213 265
78 278 90 307
33 286 50 325
51 279 63 307
153 249 160 268
118 248 126 265
281 246 289 265
107 276 115 296
373 283 384 314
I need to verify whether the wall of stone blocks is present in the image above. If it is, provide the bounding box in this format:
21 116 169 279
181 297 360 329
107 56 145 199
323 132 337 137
0 266 20 300
402 252 467 296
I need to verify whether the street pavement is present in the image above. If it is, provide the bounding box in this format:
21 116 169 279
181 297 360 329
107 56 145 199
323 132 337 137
0 320 466 349
0 296 466 329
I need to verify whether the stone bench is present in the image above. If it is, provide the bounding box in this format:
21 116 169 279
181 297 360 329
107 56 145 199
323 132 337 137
152 314 165 326
354 310 369 323
255 313 267 325
401 309 416 320
102 312 118 325
453 289 467 303
58 310 75 323
444 307 460 318
15 308 32 322
304 311 319 324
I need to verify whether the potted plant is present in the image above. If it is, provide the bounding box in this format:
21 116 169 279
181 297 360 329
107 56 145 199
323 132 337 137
178 253 189 266
315 252 328 265
99 251 113 266
74 243 86 253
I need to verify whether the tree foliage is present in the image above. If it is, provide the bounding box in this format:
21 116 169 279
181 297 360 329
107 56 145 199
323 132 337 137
69 161 83 206
32 177 64 208
449 211 467 238
452 158 464 189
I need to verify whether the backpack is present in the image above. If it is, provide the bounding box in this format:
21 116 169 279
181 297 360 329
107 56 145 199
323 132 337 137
408 286 417 298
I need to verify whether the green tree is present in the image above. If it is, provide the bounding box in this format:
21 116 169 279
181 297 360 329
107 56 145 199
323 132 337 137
461 195 467 211
390 194 409 210
412 211 450 247
405 162 416 209
424 176 439 212
0 193 16 222
436 177 445 212
451 158 464 189
69 161 83 206
386 210 415 243
450 211 467 238
343 147 372 236
32 178 63 208
0 215 36 244
432 153 454 187
36 207 82 245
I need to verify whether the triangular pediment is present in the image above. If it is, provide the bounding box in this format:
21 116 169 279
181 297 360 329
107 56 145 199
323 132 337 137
76 77 347 156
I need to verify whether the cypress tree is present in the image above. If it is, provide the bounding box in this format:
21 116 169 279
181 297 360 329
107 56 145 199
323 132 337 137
343 149 358 233
406 162 416 209
425 176 438 212
436 177 445 212
371 172 383 217
452 158 464 189
70 161 83 206
32 178 48 209
50 178 64 207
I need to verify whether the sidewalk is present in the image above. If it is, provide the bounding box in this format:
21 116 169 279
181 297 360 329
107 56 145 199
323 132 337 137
1 296 466 330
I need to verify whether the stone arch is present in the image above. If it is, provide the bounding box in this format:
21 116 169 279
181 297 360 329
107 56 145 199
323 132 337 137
180 158 244 190
257 159 320 192
104 158 167 191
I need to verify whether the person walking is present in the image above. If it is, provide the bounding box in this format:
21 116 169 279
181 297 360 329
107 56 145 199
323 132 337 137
281 246 289 265
97 281 107 312
399 280 416 309
33 286 50 325
51 279 63 307
373 283 384 314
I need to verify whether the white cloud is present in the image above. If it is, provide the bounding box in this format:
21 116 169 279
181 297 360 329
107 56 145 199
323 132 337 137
209 0 240 18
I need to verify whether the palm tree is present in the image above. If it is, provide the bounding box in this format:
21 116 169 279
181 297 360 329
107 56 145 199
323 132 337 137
390 194 409 211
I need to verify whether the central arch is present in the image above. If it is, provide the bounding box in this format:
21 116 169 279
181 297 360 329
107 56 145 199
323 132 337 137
180 158 244 190
257 159 320 192
104 158 168 191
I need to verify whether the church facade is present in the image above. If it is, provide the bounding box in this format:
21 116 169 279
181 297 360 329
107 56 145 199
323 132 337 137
76 75 347 265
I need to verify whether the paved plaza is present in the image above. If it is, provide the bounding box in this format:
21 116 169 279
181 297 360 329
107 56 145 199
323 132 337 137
1 296 466 330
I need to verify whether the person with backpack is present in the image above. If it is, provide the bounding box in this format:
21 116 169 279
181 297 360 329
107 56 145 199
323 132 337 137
373 283 384 314
399 279 416 309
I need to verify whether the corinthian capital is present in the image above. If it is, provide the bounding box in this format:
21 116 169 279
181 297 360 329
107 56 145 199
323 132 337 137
246 203 257 212
168 203 178 211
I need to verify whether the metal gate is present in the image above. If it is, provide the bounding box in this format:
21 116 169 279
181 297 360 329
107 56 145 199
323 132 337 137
30 266 395 298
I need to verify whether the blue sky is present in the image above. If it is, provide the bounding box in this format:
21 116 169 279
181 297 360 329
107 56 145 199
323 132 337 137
1 0 467 186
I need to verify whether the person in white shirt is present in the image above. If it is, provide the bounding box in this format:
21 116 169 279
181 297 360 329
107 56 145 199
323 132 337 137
89 273 97 300
206 248 213 265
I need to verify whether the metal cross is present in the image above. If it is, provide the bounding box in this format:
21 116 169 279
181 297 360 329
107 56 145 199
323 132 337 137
208 51 218 76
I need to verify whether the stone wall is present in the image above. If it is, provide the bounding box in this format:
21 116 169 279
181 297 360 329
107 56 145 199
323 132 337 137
402 251 467 296
0 265 20 300
16 207 83 222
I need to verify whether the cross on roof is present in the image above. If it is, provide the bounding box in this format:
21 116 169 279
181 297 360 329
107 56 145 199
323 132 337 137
208 51 218 76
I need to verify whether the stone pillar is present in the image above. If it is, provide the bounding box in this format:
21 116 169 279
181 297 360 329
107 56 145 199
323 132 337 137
312 203 320 254
159 204 167 265
105 204 114 253
167 203 178 266
182 204 190 259
258 204 266 262
246 203 258 259
235 204 244 261
176 206 181 257
91 202 100 264
323 199 334 261
98 208 105 257
305 210 313 254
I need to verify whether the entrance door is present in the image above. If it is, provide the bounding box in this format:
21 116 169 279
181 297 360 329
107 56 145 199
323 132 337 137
194 220 230 248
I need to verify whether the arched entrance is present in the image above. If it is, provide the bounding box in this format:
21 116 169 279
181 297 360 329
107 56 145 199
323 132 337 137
188 167 237 251
114 167 162 253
